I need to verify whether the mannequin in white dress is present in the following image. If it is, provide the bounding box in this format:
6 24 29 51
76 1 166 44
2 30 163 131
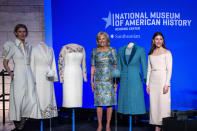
146 32 172 131
58 43 87 107
2 24 41 131
31 42 58 119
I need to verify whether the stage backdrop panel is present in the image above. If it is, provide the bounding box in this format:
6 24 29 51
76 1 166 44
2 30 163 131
50 0 197 110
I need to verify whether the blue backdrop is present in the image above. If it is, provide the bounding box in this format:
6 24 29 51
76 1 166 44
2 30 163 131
49 0 197 110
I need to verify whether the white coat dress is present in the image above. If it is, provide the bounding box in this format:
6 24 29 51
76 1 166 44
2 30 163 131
2 39 41 121
31 43 58 119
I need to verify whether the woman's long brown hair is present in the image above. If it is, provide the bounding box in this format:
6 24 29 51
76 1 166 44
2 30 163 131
148 32 167 55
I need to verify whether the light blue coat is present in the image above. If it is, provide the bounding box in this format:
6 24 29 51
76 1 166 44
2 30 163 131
117 43 147 115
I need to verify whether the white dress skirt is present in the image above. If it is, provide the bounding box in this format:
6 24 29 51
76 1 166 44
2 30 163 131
58 44 87 107
146 52 172 125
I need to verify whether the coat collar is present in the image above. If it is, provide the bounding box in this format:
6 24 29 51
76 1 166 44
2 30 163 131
123 43 137 65
15 39 27 47
38 42 51 65
15 39 29 56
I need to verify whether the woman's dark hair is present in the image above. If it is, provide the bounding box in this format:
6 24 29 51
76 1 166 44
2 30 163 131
14 24 28 37
148 32 167 55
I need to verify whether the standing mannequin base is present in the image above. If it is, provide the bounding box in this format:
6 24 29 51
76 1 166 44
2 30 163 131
40 120 43 131
73 108 75 131
129 115 132 131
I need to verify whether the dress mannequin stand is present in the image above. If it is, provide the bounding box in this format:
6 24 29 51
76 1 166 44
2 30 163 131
112 69 120 131
32 42 57 131
128 42 134 131
58 43 87 131
40 41 49 131
38 42 46 131
73 109 75 131
117 41 147 131
40 120 43 131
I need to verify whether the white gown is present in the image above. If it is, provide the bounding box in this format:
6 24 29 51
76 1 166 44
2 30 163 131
2 39 41 121
146 52 172 125
31 43 58 119
58 44 87 107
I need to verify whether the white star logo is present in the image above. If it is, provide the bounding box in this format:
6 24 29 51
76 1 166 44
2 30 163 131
102 12 112 29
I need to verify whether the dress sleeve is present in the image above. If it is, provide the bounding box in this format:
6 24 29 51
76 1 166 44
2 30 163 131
58 46 65 83
165 52 173 86
146 56 151 86
82 48 87 82
51 49 58 82
2 42 14 60
140 48 147 84
111 47 117 65
91 48 96 66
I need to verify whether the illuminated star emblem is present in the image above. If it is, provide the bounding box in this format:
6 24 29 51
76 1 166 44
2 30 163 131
102 12 112 29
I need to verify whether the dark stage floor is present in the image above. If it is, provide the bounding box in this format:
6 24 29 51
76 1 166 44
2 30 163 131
22 117 154 131
2 109 197 131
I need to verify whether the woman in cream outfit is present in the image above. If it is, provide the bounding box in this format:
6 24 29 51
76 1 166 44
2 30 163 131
3 24 41 131
146 32 172 131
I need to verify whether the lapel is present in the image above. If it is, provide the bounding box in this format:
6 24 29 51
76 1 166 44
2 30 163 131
128 43 137 64
39 43 50 65
26 44 30 56
122 45 128 65
15 39 27 56
122 43 137 66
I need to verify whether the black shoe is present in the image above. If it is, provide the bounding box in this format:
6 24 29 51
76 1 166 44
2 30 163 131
17 117 27 130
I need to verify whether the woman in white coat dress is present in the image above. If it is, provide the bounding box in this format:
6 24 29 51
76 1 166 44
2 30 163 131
146 32 172 131
2 24 41 131
31 42 58 119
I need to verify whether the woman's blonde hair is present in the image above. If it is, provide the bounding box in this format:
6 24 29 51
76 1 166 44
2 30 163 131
96 32 110 47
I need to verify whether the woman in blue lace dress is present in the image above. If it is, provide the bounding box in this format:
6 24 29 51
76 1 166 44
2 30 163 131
91 32 117 131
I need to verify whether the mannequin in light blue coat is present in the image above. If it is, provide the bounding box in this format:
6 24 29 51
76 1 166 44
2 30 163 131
117 42 147 115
